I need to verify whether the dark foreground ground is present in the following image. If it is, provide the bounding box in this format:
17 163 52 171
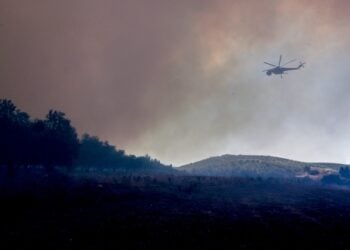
1 170 350 250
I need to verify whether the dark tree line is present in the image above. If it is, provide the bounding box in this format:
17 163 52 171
0 99 79 176
0 99 171 177
75 134 169 172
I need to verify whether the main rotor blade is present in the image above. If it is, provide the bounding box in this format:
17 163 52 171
279 55 282 66
282 59 296 66
264 62 277 67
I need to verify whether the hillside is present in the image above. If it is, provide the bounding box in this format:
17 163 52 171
179 154 348 178
3 171 350 249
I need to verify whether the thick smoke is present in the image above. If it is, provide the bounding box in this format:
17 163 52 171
1 0 350 165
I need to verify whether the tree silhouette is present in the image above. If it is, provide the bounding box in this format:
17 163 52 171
41 110 79 171
76 134 172 173
0 99 31 176
0 99 172 177
76 134 125 170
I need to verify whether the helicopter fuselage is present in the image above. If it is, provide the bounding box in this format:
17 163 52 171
266 65 303 76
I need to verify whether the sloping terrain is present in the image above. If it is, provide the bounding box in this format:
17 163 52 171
2 172 350 250
179 154 348 178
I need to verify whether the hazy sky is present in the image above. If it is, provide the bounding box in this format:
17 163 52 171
1 0 350 166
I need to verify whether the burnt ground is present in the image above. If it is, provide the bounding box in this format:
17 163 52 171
1 171 350 250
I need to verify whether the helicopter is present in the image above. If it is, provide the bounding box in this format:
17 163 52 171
263 55 305 78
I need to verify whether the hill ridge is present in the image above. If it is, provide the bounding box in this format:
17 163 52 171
179 154 349 178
